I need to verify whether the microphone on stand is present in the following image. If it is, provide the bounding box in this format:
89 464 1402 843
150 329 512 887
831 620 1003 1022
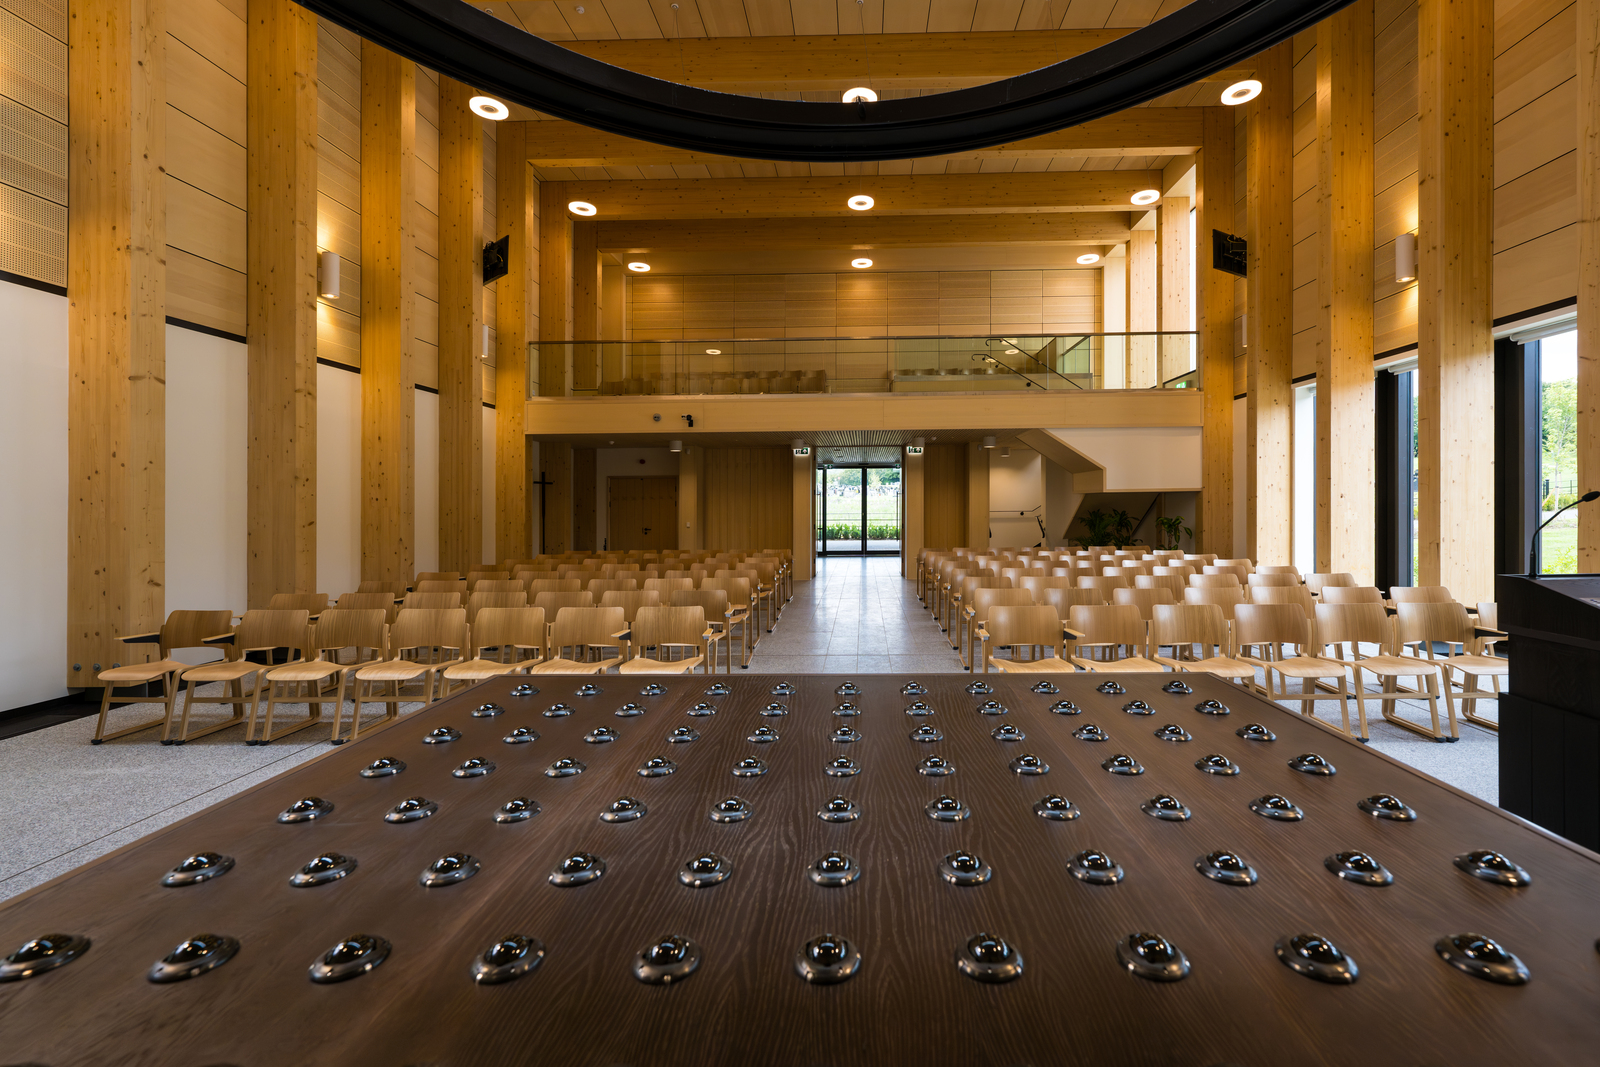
1528 490 1600 577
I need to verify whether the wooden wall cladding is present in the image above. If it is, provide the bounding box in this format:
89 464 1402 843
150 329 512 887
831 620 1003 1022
413 66 440 391
162 0 246 335
317 19 361 368
0 0 67 287
1370 0 1418 355
921 442 968 551
1290 28 1319 380
482 117 497 402
702 446 793 552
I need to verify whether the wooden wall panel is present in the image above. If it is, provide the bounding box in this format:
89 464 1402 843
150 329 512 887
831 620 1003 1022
702 447 793 551
538 180 573 394
494 123 537 562
1373 0 1418 353
1291 35 1321 381
921 442 968 551
1579 0 1600 566
412 66 440 393
317 19 360 364
437 76 484 572
1197 107 1236 556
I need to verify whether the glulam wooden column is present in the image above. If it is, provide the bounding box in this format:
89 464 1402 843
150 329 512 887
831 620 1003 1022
494 121 537 562
1127 227 1157 388
538 181 573 396
246 0 319 606
1245 41 1294 565
542 441 574 554
572 220 601 392
1579 0 1600 569
1197 107 1236 556
359 42 416 583
903 451 925 579
1157 192 1192 385
67 0 166 684
1315 0 1376 584
792 452 814 581
437 76 484 573
967 443 990 551
1417 0 1494 603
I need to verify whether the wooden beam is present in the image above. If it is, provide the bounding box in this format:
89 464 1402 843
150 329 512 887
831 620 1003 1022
597 213 1130 252
246 0 318 607
1316 0 1376 585
67 0 166 686
1579 0 1600 570
438 76 485 573
538 181 573 396
1127 228 1157 388
1245 42 1294 566
495 122 536 563
791 453 814 581
360 42 416 584
572 220 601 382
523 110 1206 168
559 171 1164 220
1157 195 1191 383
1416 0 1495 603
1196 107 1236 557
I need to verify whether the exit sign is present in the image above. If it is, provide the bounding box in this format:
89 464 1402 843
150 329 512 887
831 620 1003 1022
792 446 811 456
905 445 924 455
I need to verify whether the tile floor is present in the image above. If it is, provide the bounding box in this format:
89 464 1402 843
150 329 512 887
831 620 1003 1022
0 555 1502 902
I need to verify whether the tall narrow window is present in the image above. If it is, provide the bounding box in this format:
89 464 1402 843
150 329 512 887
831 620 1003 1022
1537 330 1579 573
1293 383 1317 573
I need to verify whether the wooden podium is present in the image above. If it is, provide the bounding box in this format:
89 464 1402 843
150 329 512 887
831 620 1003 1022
1497 573 1600 850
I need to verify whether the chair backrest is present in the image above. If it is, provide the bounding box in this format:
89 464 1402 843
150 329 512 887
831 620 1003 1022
267 592 329 614
1305 572 1357 594
469 606 547 659
402 591 463 610
600 589 663 624
470 579 524 594
1396 601 1474 648
1151 564 1196 580
1320 586 1383 605
969 587 1034 620
1077 575 1130 593
1315 602 1393 651
1135 573 1188 600
527 578 583 596
1018 576 1076 601
1247 572 1300 588
534 591 596 614
158 610 237 656
1390 585 1453 604
309 607 388 657
1151 602 1229 654
1249 584 1315 616
417 580 463 594
643 578 695 596
1255 564 1299 576
1214 558 1255 573
1041 587 1108 615
1203 565 1250 584
631 605 710 656
550 605 627 650
986 605 1067 656
356 580 406 596
1182 553 1218 568
669 588 730 619
1189 573 1242 589
388 607 468 655
587 577 639 595
959 575 1011 599
1112 586 1176 621
415 571 460 584
1477 601 1498 630
234 608 312 656
466 571 511 586
1067 604 1148 654
1233 603 1310 653
1183 586 1247 621
702 576 753 608
467 590 529 622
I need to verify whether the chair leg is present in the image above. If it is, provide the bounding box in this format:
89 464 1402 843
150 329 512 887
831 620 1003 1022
1351 667 1370 741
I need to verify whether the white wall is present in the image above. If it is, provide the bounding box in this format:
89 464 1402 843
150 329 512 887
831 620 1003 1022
1045 426 1203 491
594 447 680 550
414 388 439 574
317 364 362 595
0 280 67 707
165 326 248 620
1291 384 1317 571
482 405 496 565
988 448 1045 548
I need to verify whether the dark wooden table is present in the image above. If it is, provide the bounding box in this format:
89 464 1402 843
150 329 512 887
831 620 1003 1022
3 673 1598 1065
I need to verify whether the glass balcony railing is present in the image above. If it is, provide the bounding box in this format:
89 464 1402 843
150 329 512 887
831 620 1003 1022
528 333 1199 398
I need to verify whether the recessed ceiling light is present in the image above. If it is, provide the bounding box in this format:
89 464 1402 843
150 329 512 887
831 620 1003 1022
705 348 722 355
627 262 650 272
848 194 875 211
842 87 878 103
1221 79 1262 106
1131 189 1161 206
851 258 873 268
1076 253 1101 265
469 96 509 121
568 200 597 216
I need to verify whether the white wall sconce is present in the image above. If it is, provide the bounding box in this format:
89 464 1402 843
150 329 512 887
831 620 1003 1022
1394 232 1417 283
318 250 340 299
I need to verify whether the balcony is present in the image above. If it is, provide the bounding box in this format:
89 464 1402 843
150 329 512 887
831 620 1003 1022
529 332 1199 398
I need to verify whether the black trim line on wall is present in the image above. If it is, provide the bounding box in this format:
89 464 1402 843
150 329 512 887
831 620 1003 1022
166 317 247 344
0 270 67 297
316 356 361 374
415 383 439 395
1494 296 1576 328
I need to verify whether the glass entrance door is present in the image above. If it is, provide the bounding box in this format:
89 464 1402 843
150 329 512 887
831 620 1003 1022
816 465 901 555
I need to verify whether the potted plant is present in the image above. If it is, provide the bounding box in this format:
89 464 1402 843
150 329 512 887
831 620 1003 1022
1155 514 1193 551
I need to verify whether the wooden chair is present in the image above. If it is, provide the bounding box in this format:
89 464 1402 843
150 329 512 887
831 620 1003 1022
587 577 640 596
92 610 234 744
1077 575 1130 597
644 577 695 597
1135 573 1189 601
1396 601 1506 732
619 606 714 674
1234 603 1355 733
169 609 311 745
1390 585 1454 605
529 606 628 674
977 605 1077 674
442 606 547 689
1181 553 1219 568
527 578 583 597
1306 572 1357 596
267 593 329 620
1039 588 1110 623
1249 584 1316 617
336 592 401 623
403 591 463 609
701 577 756 666
255 607 387 745
1256 564 1299 576
1183 586 1248 632
1150 603 1254 683
470 579 524 594
1112 586 1176 622
1067 605 1164 672
533 590 596 632
415 579 462 593
1321 586 1384 605
670 589 740 671
1247 572 1301 589
344 608 470 742
951 575 1012 650
1315 602 1451 742
467 590 529 622
415 571 460 584
466 571 511 589
1189 573 1243 590
601 589 663 627
356 580 406 598
962 588 1034 670
1214 558 1256 574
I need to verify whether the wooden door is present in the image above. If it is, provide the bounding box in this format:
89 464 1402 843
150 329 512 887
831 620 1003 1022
608 476 679 550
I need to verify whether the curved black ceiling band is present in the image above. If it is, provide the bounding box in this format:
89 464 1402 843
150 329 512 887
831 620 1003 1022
298 0 1353 162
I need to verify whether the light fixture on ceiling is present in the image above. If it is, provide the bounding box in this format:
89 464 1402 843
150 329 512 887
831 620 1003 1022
469 95 510 120
851 258 873 269
627 262 651 272
982 435 996 449
705 348 722 355
669 440 682 452
1131 189 1161 206
1220 79 1263 106
1000 446 1010 459
1004 347 1019 355
568 200 597 216
848 194 875 211
317 250 340 299
1076 252 1102 265
1394 232 1417 283
842 87 878 103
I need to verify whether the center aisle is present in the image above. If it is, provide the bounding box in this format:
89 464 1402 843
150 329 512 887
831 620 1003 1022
745 556 964 675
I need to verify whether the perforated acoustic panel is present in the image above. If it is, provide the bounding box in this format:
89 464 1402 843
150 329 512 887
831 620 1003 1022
0 0 66 288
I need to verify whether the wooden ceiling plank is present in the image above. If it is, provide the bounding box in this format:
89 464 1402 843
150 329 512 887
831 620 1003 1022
792 0 838 34
554 0 623 38
506 0 578 39
1058 0 1117 30
926 0 979 33
603 0 669 37
836 0 886 33
743 0 796 36
695 0 754 36
970 0 1025 32
882 0 932 33
646 0 709 36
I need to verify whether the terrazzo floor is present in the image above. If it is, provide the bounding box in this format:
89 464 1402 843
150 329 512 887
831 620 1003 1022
0 556 1500 902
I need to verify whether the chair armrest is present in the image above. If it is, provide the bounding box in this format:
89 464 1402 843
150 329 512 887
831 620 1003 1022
702 629 718 639
612 628 632 640
202 632 236 645
118 632 162 644
974 627 990 642
1474 626 1508 639
1063 627 1087 640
